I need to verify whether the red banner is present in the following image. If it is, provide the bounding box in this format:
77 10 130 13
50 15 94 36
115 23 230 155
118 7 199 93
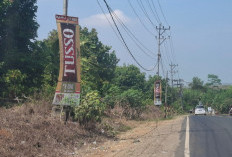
53 15 81 106
61 23 77 82
154 80 162 106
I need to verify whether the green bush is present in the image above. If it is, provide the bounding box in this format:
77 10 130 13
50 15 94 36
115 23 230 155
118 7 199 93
119 89 146 118
103 85 121 109
3 69 26 98
74 91 105 126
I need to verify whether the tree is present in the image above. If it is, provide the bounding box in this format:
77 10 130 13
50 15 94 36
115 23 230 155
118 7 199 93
80 27 119 95
2 0 39 69
206 74 222 87
40 30 60 88
0 0 39 97
113 64 146 91
0 0 11 61
189 77 205 91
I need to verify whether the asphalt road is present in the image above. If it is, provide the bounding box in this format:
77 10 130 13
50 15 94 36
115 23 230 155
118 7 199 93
188 115 232 157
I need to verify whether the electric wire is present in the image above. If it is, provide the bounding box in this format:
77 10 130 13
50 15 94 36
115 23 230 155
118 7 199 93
102 0 156 71
110 8 156 58
96 0 125 47
169 35 178 67
168 33 181 80
164 39 173 64
97 0 156 59
137 0 157 28
165 38 176 63
160 57 167 79
127 0 156 37
157 0 169 26
147 0 161 24
160 44 169 69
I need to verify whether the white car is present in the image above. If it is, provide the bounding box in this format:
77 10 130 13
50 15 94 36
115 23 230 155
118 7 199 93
195 105 206 115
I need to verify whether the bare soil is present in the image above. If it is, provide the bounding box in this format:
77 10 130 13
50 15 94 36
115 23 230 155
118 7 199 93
0 101 183 157
77 116 186 157
0 101 110 157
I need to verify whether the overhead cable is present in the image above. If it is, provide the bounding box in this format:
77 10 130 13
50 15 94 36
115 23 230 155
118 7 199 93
157 0 169 26
147 0 161 24
96 0 125 47
127 0 156 36
137 0 157 28
102 0 156 71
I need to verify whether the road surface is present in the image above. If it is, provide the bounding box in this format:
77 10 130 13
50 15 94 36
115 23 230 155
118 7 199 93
182 115 232 157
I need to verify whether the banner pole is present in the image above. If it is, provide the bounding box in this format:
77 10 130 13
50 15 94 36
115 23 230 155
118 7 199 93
63 0 68 16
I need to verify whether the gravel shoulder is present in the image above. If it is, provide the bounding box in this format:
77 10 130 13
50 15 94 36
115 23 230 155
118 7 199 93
78 115 186 157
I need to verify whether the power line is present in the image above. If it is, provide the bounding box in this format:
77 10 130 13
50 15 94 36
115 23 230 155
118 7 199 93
168 33 181 80
148 0 161 24
110 10 156 58
137 0 157 28
97 0 156 59
127 0 156 36
146 0 161 24
163 40 172 64
160 57 167 78
96 0 125 47
157 0 169 26
102 0 156 71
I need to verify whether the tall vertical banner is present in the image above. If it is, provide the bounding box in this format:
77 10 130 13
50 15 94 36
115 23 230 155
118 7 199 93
154 80 162 106
52 15 81 106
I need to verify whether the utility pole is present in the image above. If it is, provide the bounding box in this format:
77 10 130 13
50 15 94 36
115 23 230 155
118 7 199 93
169 63 178 87
165 71 168 105
174 79 184 110
63 0 68 16
156 24 170 77
165 71 169 118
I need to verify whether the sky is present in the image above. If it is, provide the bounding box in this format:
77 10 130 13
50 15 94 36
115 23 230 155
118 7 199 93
36 0 232 84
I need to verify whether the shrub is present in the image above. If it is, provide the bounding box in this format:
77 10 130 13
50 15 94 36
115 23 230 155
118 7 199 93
74 91 105 127
119 89 146 119
103 85 121 109
3 69 26 98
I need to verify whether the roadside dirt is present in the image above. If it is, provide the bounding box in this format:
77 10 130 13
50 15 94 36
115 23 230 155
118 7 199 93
0 101 185 157
0 102 110 157
77 116 186 157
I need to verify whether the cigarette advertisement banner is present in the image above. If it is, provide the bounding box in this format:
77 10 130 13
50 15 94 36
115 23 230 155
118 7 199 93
154 80 162 106
52 14 81 106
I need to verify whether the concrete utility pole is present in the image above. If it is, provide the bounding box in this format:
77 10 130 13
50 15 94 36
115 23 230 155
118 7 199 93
63 0 68 16
165 71 168 105
156 24 170 77
174 79 184 110
169 63 178 87
164 71 168 118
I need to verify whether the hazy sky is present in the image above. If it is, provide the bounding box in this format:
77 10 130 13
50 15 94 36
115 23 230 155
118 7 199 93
36 0 232 84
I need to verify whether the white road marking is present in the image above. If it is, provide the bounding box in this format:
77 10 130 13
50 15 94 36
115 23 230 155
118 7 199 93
185 116 190 157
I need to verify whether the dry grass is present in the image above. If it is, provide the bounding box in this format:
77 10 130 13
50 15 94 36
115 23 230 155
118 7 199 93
0 101 163 157
0 100 109 157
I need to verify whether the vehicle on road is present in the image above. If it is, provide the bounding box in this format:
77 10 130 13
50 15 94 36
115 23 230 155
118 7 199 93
229 107 232 116
195 105 206 115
